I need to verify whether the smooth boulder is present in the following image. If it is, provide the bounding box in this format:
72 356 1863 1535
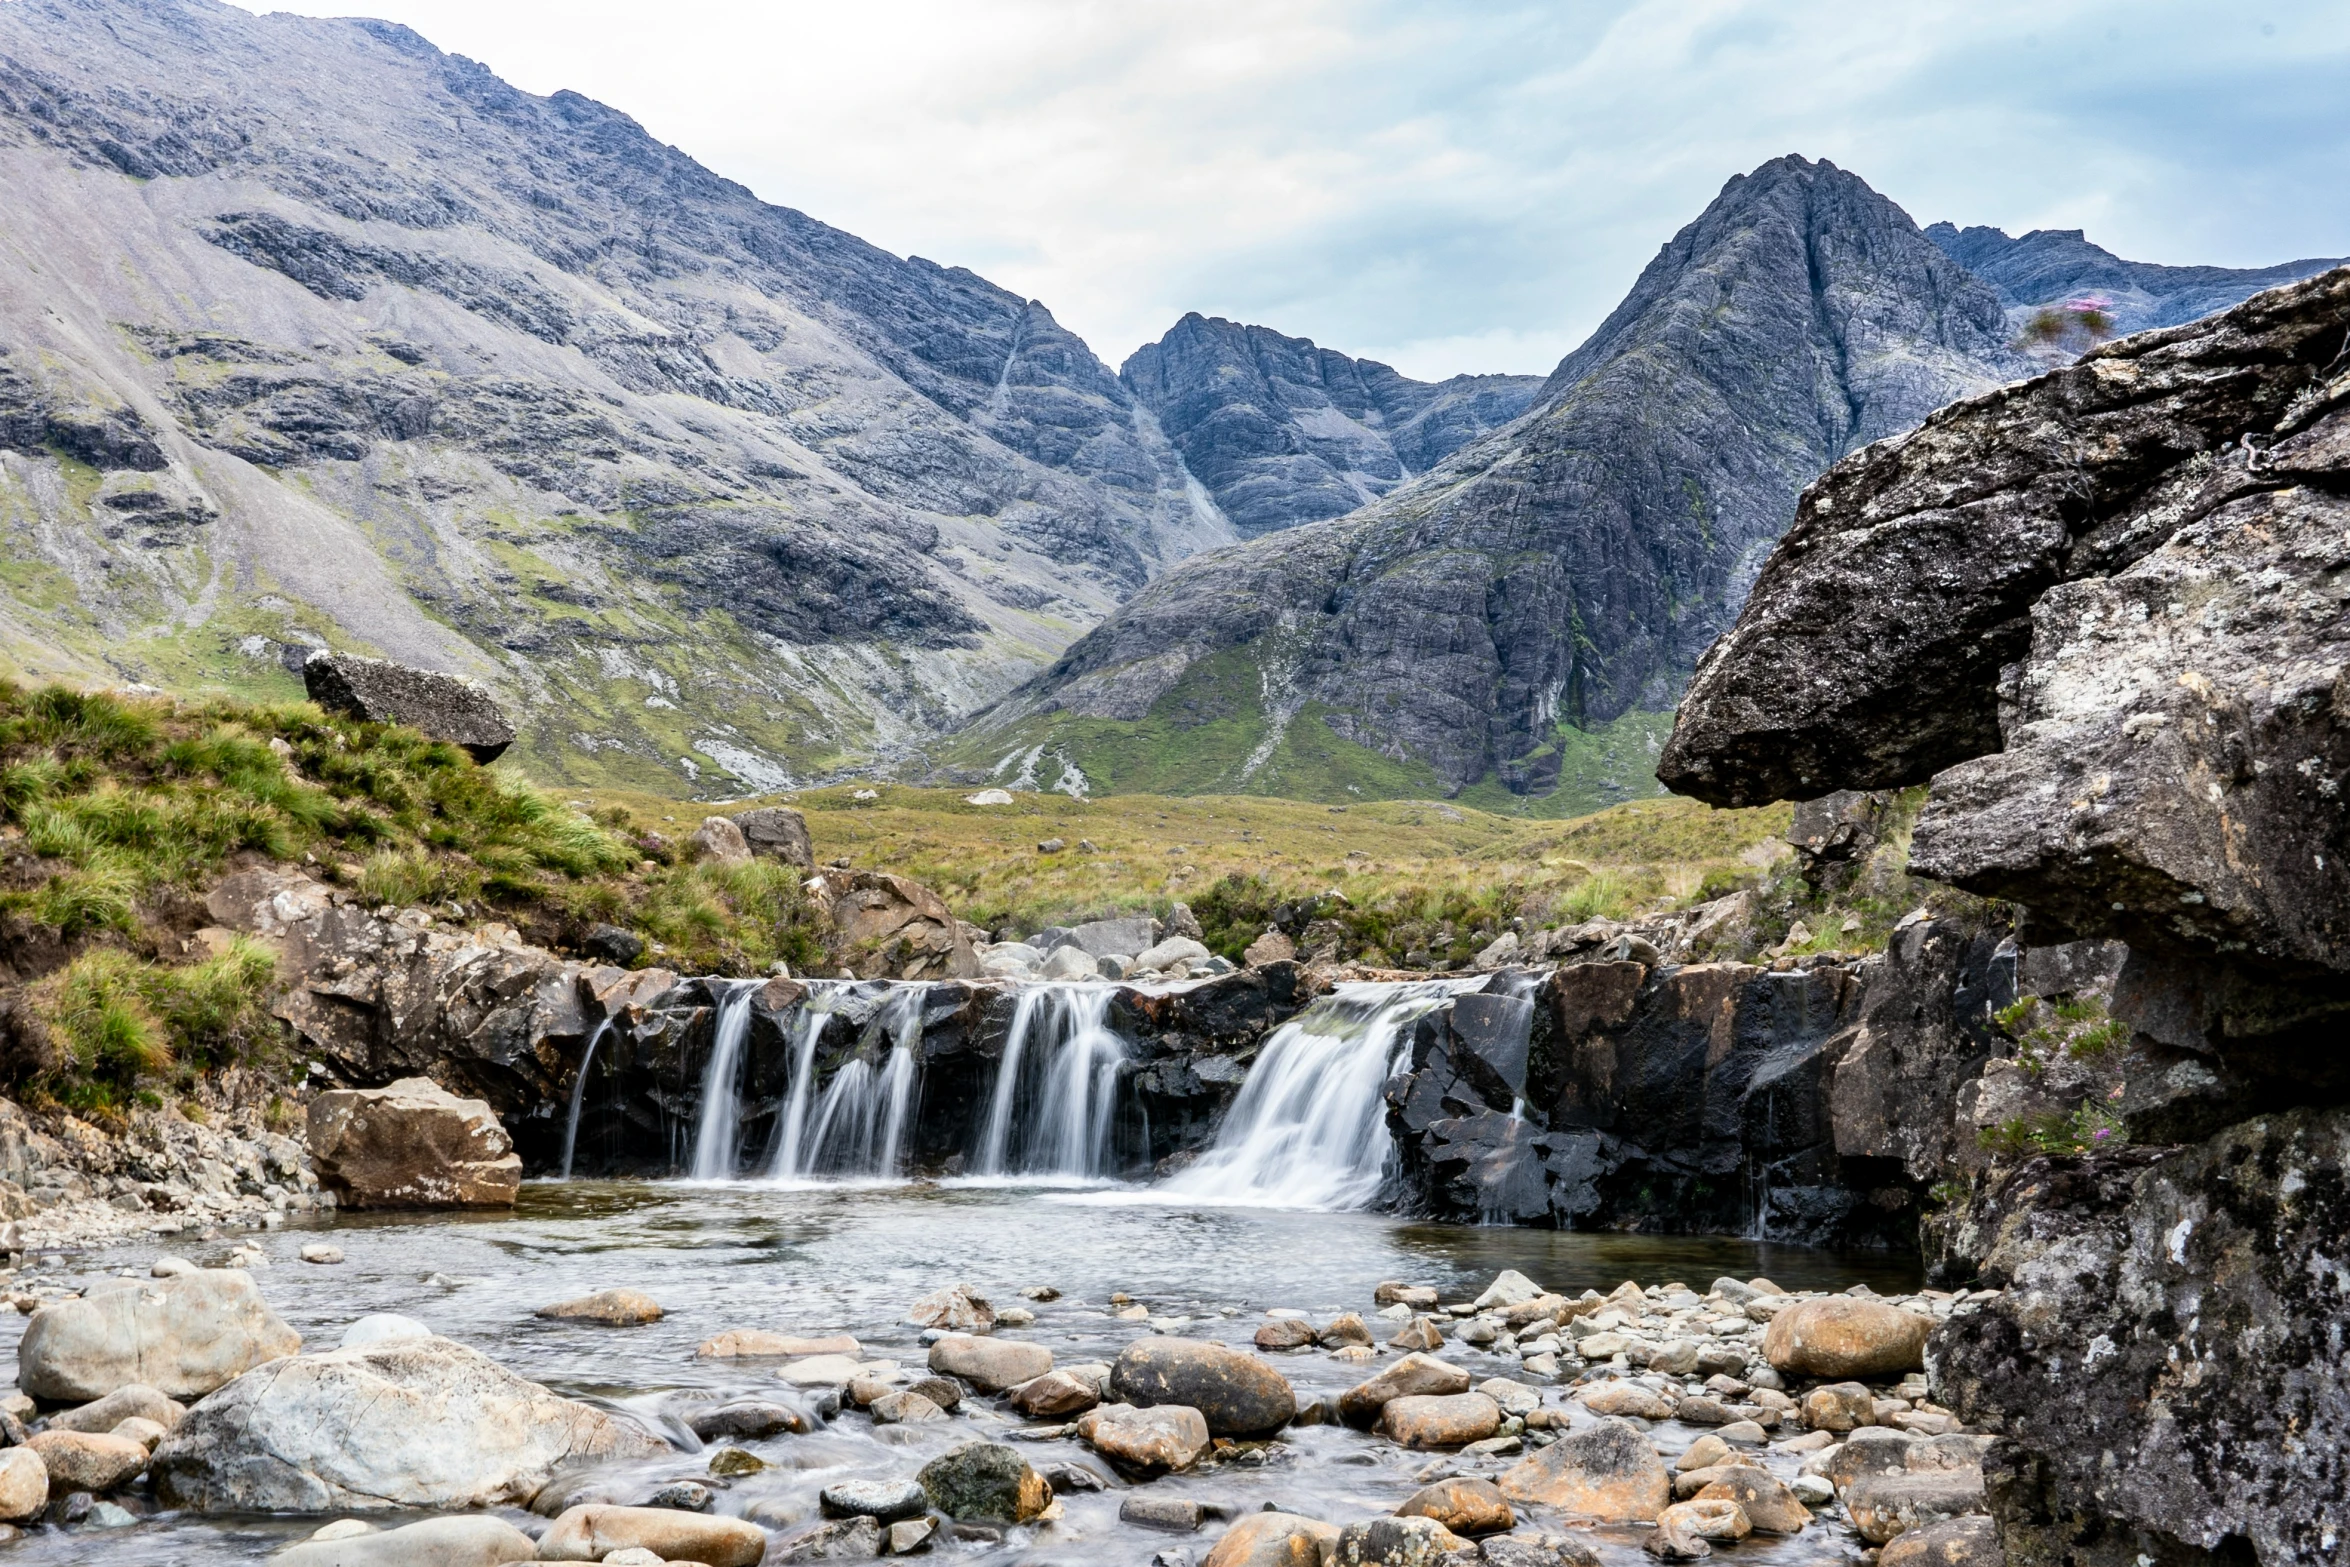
1082 1403 1211 1473
1879 1514 2002 1567
1380 1392 1502 1449
1203 1512 1341 1567
151 1336 664 1512
819 1478 929 1523
536 1504 767 1566
1397 1477 1514 1535
1111 1336 1295 1435
1577 1381 1678 1421
1338 1353 1470 1427
534 1290 664 1326
270 1515 539 1567
916 1442 1051 1523
0 1448 44 1523
45 1382 186 1433
1498 1416 1671 1521
1331 1515 1470 1566
1008 1369 1099 1418
25 1430 146 1492
1696 1468 1811 1532
306 1078 522 1209
1761 1298 1932 1379
929 1333 1052 1392
697 1330 858 1359
19 1269 300 1402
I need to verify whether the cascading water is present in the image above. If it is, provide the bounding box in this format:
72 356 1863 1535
686 980 762 1180
1153 979 1476 1210
557 1018 613 1180
769 985 925 1182
970 984 1129 1181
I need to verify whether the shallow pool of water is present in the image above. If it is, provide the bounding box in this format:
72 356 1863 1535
4 1180 1918 1563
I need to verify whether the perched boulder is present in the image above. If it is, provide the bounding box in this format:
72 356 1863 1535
19 1270 299 1402
829 873 977 981
1056 916 1158 959
733 806 815 872
535 1504 767 1566
533 1290 663 1326
24 1429 145 1493
306 1078 522 1209
1761 1297 1931 1379
929 1333 1052 1392
1498 1416 1671 1521
1330 1515 1470 1566
150 1336 664 1512
269 1515 540 1567
916 1442 1051 1523
1110 1336 1295 1435
303 653 514 764
1135 936 1212 973
1379 1392 1501 1449
1338 1352 1470 1428
1081 1403 1210 1473
1203 1512 1341 1567
1397 1476 1514 1535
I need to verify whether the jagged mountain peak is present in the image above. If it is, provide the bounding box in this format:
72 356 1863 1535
1923 220 2347 335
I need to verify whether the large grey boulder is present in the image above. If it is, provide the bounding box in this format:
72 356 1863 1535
151 1335 664 1512
1110 1335 1295 1435
1052 915 1158 960
306 1078 522 1209
733 807 815 872
19 1268 300 1402
302 653 514 764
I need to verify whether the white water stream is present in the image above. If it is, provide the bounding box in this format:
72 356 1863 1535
686 980 763 1181
970 984 1129 1181
769 985 923 1182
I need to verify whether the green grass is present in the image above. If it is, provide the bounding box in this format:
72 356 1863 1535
32 939 278 1111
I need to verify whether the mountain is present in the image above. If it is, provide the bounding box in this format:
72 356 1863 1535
1924 222 2348 336
0 0 1231 792
947 157 2025 812
1118 315 1544 536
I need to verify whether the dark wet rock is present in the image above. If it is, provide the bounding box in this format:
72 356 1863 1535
1110 1337 1295 1437
685 1401 811 1441
1936 1109 2350 1566
732 807 814 873
578 924 645 967
302 653 515 764
819 1477 929 1523
915 1442 1051 1523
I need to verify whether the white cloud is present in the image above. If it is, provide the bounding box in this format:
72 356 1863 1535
227 0 2350 379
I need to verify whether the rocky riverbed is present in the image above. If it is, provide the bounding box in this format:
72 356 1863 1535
0 1180 1987 1565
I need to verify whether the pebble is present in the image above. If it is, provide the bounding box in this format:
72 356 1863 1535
298 1244 344 1265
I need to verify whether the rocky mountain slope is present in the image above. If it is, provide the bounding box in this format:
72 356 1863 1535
1118 314 1544 536
1926 220 2346 335
0 0 1233 794
1664 264 2350 1566
951 157 2024 812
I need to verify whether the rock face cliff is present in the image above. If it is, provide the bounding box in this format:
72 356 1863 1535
0 0 1229 792
1664 266 2350 1566
1926 221 2347 336
956 157 2024 809
1119 314 1543 537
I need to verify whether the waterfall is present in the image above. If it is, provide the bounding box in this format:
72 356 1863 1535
558 1018 613 1180
1155 980 1474 1210
969 984 1129 1181
768 984 923 1182
686 980 762 1181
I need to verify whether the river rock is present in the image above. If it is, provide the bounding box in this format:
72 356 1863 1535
1389 1316 1445 1351
302 654 514 764
270 1515 540 1566
111 1415 168 1452
1082 1403 1211 1472
1319 1312 1374 1347
869 1391 946 1424
1135 936 1212 973
1498 1417 1671 1521
1008 1370 1098 1418
930 1333 1052 1392
1111 1336 1295 1436
688 1401 809 1440
1696 1468 1810 1532
1478 1378 1541 1418
341 1315 433 1350
1800 1381 1874 1432
1761 1298 1931 1379
886 1518 937 1554
1379 1392 1501 1449
151 1336 664 1512
778 1516 880 1561
1575 1381 1676 1421
1331 1515 1469 1566
1123 1495 1206 1531
1256 1318 1316 1351
1338 1353 1471 1427
734 807 815 872
774 1354 868 1387
1473 1270 1544 1309
533 1289 663 1326
1825 1429 1921 1495
24 1430 145 1492
1878 1514 2001 1567
1660 1499 1749 1542
697 1330 858 1359
1397 1477 1514 1535
1845 1470 1987 1545
707 1446 765 1477
1376 1283 1440 1308
0 1449 39 1523
1481 1539 1603 1567
47 1383 185 1434
19 1269 300 1402
1203 1512 1341 1567
306 1079 521 1209
536 1504 767 1566
908 1284 993 1332
819 1477 929 1522
916 1442 1051 1522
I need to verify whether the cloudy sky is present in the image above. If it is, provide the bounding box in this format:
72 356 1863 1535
229 1 2350 380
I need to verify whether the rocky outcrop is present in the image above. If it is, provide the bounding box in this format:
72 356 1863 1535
1665 266 2350 1564
1120 314 1543 536
306 1078 522 1208
151 1335 665 1512
301 653 515 763
814 870 981 982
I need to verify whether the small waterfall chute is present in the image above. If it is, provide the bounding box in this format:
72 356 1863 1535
686 980 763 1181
967 984 1130 1182
558 1018 614 1180
1150 979 1476 1210
768 983 924 1183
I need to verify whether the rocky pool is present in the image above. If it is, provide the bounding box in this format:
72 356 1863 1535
0 1178 1921 1563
